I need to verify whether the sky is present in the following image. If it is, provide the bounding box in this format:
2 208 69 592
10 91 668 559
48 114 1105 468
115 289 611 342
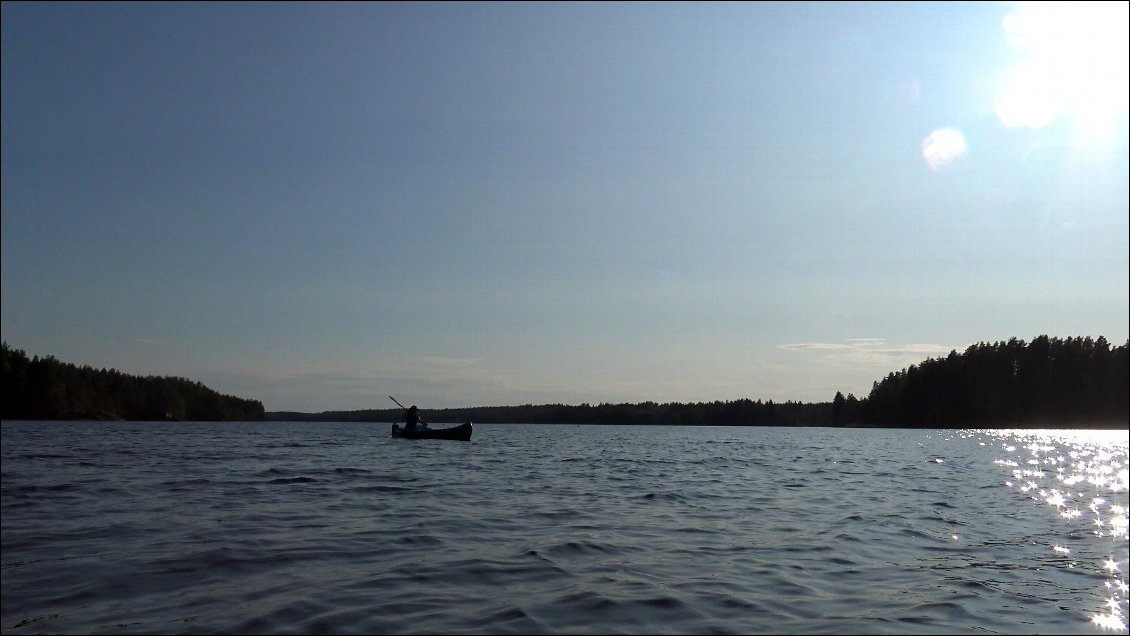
2 2 1128 413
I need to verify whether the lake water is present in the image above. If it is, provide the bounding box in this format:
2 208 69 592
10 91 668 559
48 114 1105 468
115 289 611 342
1 421 1126 635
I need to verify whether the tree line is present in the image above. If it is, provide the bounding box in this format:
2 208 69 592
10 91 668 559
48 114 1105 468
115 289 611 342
1 342 264 421
270 336 1127 429
4 335 1125 426
845 335 1127 427
270 399 835 427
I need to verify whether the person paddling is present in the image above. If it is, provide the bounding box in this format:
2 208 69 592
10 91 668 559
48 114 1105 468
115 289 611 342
389 396 429 432
405 405 429 431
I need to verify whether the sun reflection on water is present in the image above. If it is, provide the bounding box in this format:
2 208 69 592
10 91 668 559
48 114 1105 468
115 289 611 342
983 428 1129 631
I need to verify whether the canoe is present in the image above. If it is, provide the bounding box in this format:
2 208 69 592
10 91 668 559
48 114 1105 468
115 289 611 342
391 421 473 441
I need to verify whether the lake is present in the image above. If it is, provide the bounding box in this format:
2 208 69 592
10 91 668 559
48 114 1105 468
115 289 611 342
1 421 1126 634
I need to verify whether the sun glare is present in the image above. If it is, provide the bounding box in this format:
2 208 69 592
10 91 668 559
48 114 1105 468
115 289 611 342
984 429 1130 631
995 1 1130 142
922 127 968 171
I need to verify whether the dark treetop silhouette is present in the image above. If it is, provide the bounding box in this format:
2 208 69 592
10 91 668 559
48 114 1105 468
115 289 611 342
4 337 1125 427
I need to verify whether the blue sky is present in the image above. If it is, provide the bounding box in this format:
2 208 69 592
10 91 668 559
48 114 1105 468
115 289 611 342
3 2 1127 412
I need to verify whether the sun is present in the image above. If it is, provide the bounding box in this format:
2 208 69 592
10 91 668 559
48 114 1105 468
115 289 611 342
995 1 1129 141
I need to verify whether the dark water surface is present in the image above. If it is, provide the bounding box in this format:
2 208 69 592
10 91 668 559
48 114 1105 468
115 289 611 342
2 422 1126 634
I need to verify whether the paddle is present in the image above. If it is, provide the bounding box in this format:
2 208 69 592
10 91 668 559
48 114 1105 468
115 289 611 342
389 396 426 426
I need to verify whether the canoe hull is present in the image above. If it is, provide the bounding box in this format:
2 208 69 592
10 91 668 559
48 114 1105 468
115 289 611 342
391 422 473 441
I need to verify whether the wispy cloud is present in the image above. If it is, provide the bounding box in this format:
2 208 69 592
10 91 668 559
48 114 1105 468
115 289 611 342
778 339 953 370
189 357 527 412
778 342 857 351
414 356 478 368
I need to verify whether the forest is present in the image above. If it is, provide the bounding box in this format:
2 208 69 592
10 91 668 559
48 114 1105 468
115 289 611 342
269 399 835 427
0 343 264 421
3 336 1126 427
850 335 1127 427
272 336 1128 429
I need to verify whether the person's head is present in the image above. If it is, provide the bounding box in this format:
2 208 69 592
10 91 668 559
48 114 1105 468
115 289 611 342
410 405 417 411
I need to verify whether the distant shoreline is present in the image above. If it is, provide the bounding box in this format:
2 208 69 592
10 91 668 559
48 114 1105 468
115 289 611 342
2 417 1125 431
4 335 1126 429
267 416 1127 431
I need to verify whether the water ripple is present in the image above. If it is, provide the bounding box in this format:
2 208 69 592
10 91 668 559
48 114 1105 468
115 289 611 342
1 422 1125 634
